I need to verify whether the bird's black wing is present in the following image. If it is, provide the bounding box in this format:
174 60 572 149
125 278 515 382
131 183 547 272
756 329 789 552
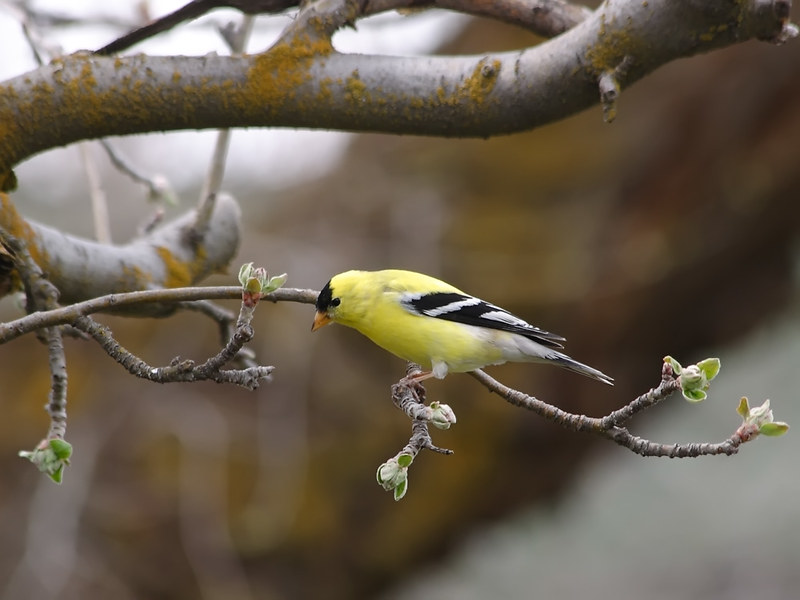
400 291 565 349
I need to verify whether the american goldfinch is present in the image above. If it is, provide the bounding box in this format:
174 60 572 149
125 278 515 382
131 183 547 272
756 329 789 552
312 269 613 385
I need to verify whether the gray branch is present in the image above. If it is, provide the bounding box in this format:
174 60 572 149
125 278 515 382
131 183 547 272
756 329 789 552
0 285 319 344
0 0 794 173
0 194 242 307
469 366 744 458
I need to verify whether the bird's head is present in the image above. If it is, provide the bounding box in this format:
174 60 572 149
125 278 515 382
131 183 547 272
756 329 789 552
311 270 368 332
312 277 340 331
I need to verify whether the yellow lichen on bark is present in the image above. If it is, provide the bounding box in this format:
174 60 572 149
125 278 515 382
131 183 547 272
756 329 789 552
0 194 47 270
120 262 153 290
52 57 110 131
584 14 645 75
458 58 502 108
243 36 333 117
154 241 211 289
317 77 334 104
699 23 730 43
344 71 369 104
0 86 29 174
0 55 119 173
156 246 194 289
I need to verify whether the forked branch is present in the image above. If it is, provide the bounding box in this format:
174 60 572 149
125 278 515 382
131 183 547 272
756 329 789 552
377 359 789 500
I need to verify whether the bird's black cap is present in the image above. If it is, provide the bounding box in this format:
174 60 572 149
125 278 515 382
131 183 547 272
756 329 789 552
316 280 334 312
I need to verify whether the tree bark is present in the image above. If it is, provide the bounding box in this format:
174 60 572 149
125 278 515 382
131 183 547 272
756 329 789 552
0 0 793 177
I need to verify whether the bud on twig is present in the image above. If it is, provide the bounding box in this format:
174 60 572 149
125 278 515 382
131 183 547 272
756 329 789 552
376 453 413 501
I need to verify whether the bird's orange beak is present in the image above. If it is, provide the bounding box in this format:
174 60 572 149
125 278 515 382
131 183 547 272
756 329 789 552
311 311 332 332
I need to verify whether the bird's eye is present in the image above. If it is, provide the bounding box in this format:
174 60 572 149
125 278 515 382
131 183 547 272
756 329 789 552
330 297 341 307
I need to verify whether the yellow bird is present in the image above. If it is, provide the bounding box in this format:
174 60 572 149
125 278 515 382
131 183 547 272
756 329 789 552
312 269 612 385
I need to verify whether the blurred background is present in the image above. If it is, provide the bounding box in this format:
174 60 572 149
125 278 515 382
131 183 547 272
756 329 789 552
1 1 799 598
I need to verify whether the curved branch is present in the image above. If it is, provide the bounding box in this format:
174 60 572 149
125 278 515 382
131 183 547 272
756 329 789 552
73 313 274 389
94 0 592 55
376 358 760 498
0 285 318 344
0 0 793 173
374 0 593 37
0 193 241 306
470 367 743 457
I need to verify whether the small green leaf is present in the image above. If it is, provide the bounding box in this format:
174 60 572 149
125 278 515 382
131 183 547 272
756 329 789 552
49 438 73 461
244 278 262 294
49 464 64 484
238 262 254 286
697 358 721 382
264 273 288 293
664 356 682 374
759 422 790 437
682 388 707 403
397 453 414 468
737 397 750 418
19 439 71 484
393 479 408 501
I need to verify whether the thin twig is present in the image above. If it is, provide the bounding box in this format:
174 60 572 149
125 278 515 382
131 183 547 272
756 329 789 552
137 206 166 236
10 1 62 65
468 368 603 432
79 143 112 243
94 1 297 56
470 368 742 458
0 286 319 344
603 427 743 457
92 0 591 56
43 326 68 439
177 298 259 366
377 356 748 499
0 227 69 440
390 363 454 459
363 0 592 37
600 361 678 427
195 14 256 236
400 419 453 458
99 139 174 205
73 313 273 390
16 1 113 244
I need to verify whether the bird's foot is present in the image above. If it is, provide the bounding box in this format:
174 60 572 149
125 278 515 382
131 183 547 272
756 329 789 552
398 365 433 403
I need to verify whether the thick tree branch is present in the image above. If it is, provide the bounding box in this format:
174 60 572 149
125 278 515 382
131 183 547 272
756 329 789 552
0 193 241 307
0 0 794 175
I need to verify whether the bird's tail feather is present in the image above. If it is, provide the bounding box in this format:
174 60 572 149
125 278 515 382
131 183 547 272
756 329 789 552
548 352 614 385
502 335 613 385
